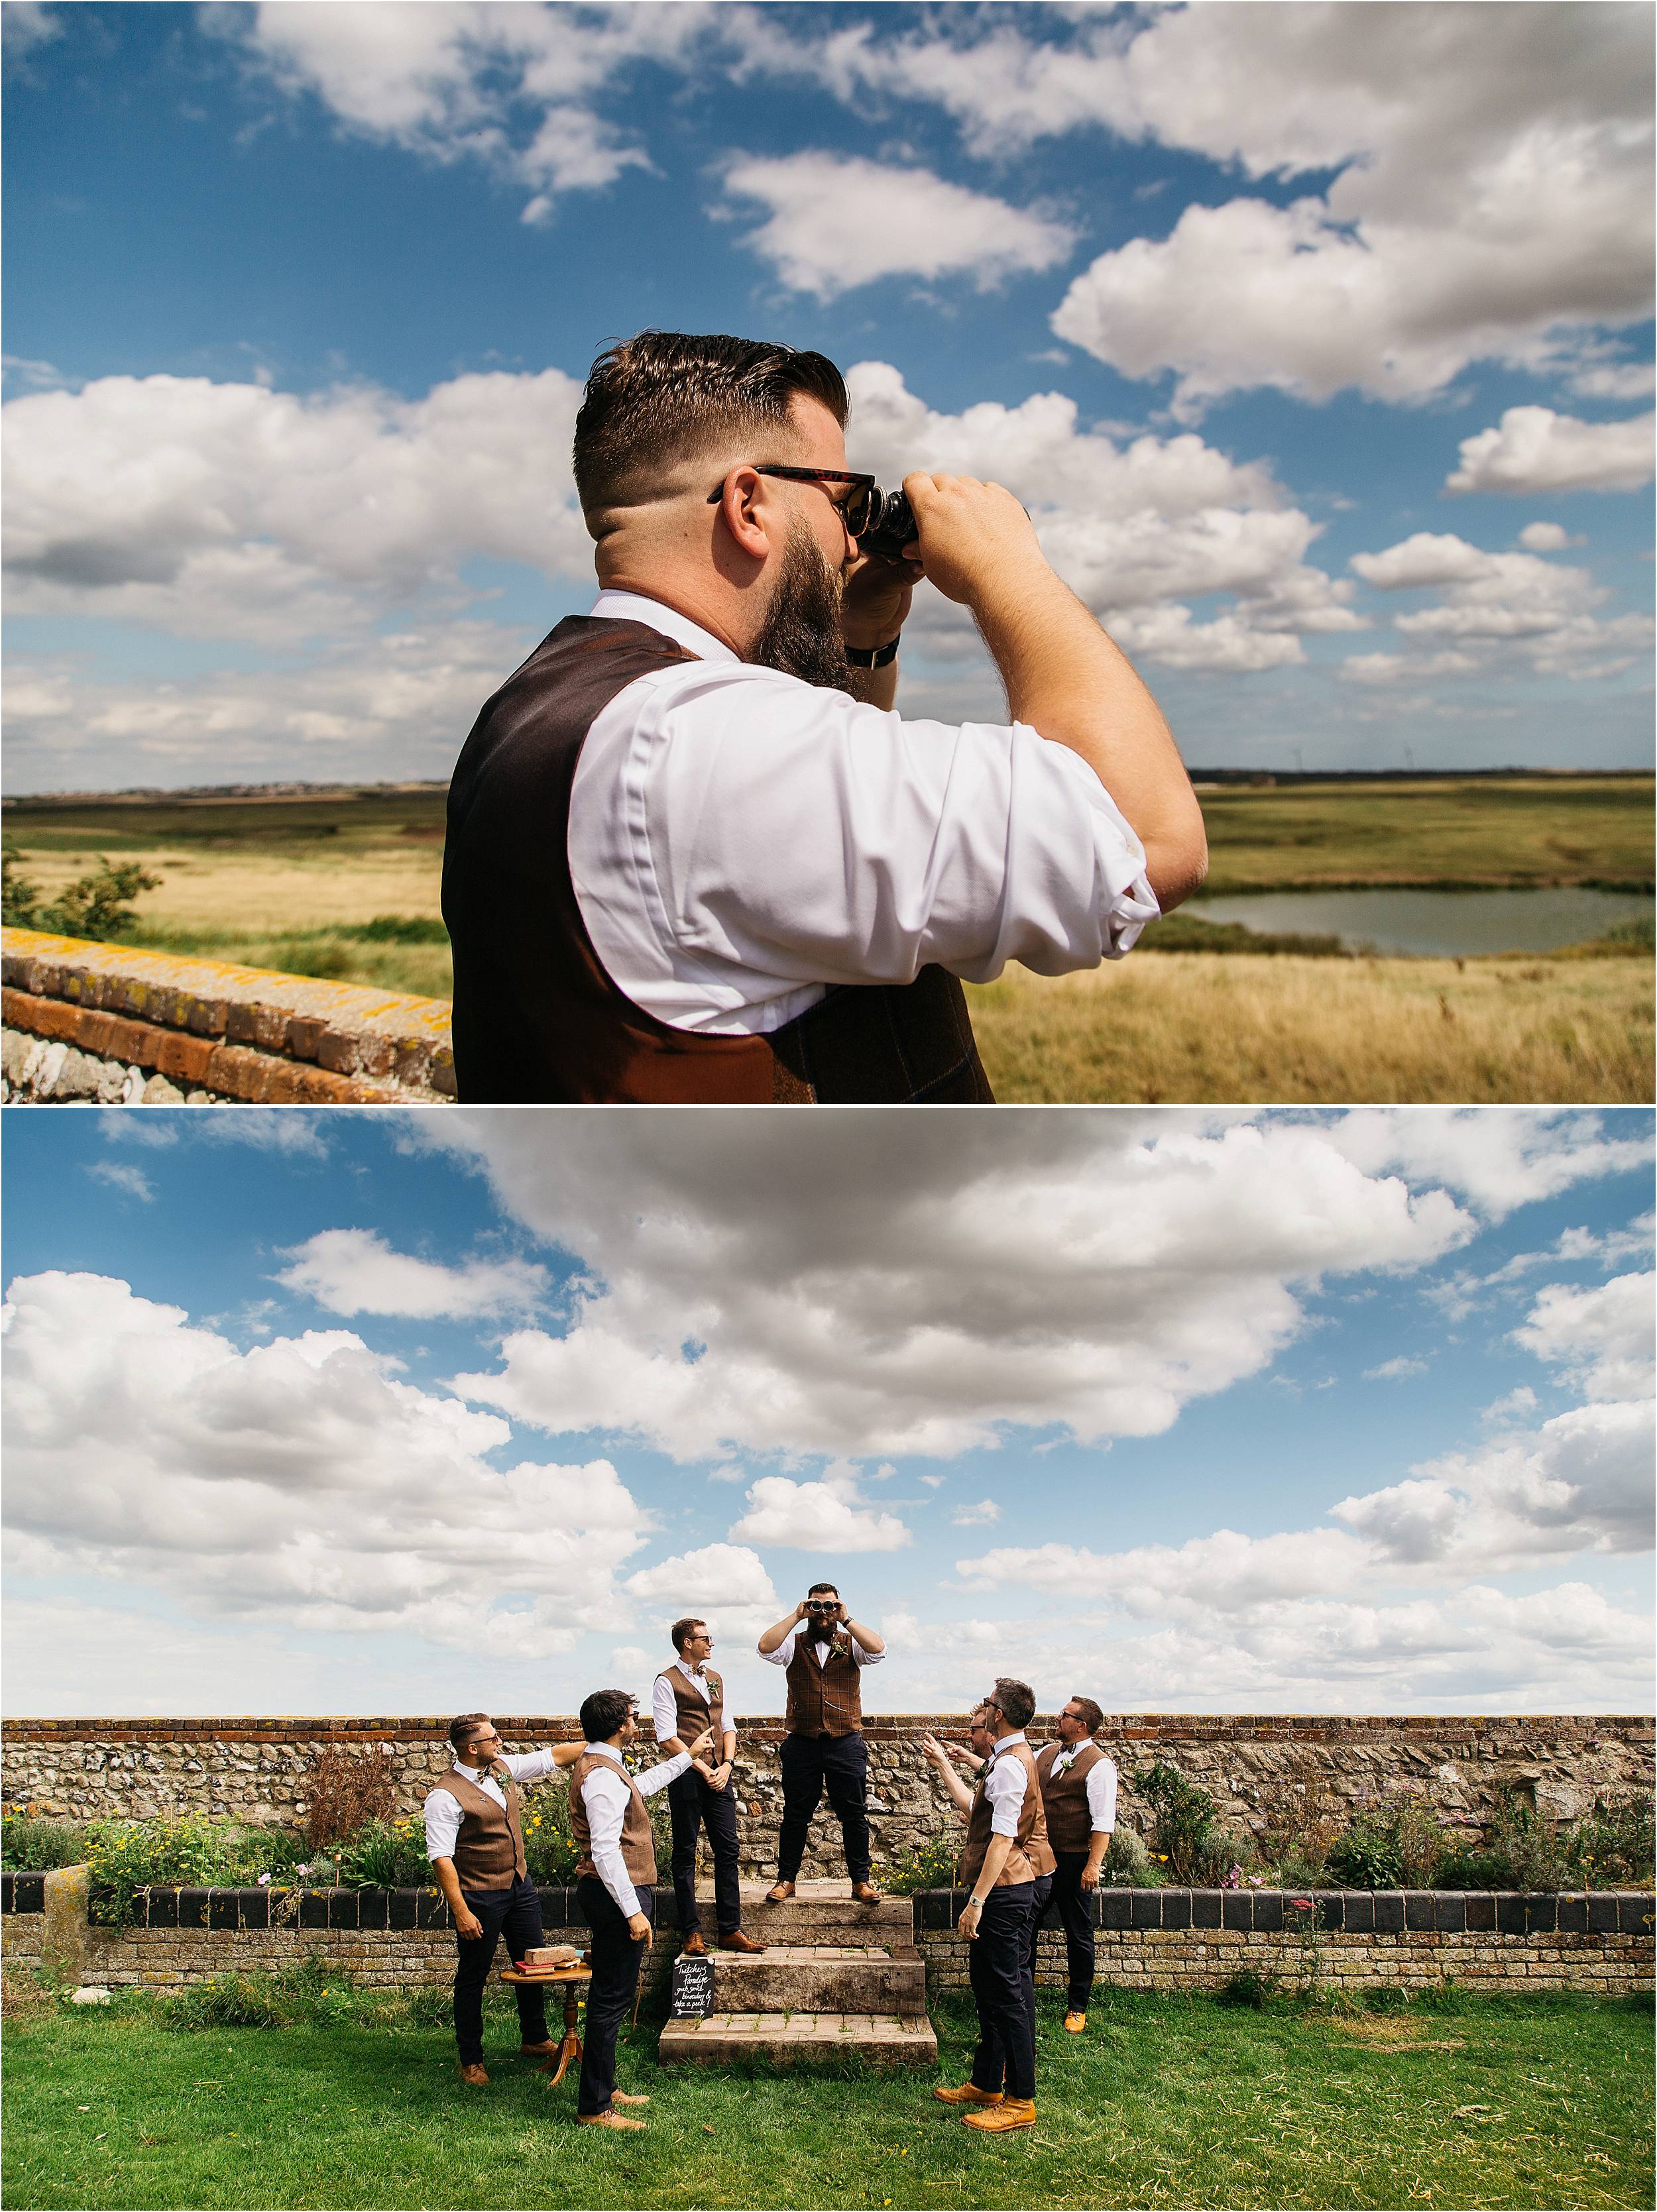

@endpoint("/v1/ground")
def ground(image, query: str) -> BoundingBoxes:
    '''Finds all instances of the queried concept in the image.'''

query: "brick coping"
[6,1712,1650,1738]
[5,1873,1651,1938]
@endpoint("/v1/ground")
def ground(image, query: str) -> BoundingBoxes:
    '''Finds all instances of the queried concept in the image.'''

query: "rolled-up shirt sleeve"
[984,1758,1029,1842]
[424,1788,463,1864]
[1087,1757,1118,1834]
[572,659,1159,1036]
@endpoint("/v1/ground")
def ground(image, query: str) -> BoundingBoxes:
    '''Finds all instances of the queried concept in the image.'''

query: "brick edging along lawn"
[5,1873,1652,1995]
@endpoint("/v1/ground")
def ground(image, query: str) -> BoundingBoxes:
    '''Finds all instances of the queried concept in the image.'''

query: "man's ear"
[712,468,773,563]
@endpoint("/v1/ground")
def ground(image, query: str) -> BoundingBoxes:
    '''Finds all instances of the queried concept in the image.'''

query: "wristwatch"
[844,634,901,669]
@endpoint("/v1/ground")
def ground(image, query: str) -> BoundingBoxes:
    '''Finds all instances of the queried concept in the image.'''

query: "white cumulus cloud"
[1447,407,1654,495]
[276,1228,549,1319]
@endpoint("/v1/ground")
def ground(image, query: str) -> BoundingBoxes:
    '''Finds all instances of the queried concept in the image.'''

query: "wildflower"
[257,1873,272,1887]
[1291,1897,1313,1910]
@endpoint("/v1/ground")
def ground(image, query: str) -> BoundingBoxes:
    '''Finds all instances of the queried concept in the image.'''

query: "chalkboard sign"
[669,1954,715,2018]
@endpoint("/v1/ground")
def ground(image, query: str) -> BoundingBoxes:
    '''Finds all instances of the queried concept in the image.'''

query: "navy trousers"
[968,1881,1037,2101]
[576,1875,652,2117]
[776,1730,871,1883]
[1049,1852,1097,2009]
[668,1767,742,1938]
[453,1872,547,2064]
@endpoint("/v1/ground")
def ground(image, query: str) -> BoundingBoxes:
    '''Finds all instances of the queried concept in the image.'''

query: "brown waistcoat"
[570,1750,657,1886]
[783,1635,864,1738]
[1036,1741,1109,1853]
[958,1740,1057,1891]
[658,1665,725,1752]
[439,1765,528,1892]
[441,616,995,1104]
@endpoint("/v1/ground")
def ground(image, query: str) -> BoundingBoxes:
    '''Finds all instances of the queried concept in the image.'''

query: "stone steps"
[705,1942,928,2017]
[658,2011,939,2066]
[661,1881,937,2069]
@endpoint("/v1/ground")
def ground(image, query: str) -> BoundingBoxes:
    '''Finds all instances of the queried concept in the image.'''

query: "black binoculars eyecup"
[857,486,919,563]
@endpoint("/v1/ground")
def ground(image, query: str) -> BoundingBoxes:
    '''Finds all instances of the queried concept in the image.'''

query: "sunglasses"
[707,464,880,537]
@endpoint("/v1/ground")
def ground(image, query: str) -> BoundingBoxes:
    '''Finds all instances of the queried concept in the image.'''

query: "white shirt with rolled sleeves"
[576,1743,692,1919]
[569,590,1160,1036]
[423,1749,565,1867]
[1049,1744,1118,1834]
[759,1628,886,1672]
[983,1733,1031,1843]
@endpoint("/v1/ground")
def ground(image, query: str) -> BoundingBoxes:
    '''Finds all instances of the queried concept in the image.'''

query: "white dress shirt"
[569,590,1159,1036]
[577,1742,691,1918]
[652,1662,728,1750]
[982,1733,1031,1842]
[423,1749,564,1865]
[1048,1744,1118,1834]
[760,1628,885,1671]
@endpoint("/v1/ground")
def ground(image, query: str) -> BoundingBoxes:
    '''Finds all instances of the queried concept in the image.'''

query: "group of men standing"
[422,1580,1116,2134]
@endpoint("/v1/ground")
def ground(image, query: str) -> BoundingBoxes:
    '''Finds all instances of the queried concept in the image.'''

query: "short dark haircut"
[580,1688,636,1743]
[807,1581,840,1599]
[573,330,849,524]
[1068,1695,1104,1734]
[670,1617,706,1655]
[447,1712,490,1753]
[987,1677,1036,1730]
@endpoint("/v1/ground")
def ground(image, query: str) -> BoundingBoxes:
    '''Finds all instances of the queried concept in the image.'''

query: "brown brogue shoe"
[764,1880,795,1903]
[612,2092,650,2107]
[850,1880,882,1904]
[519,2039,557,2058]
[679,1930,707,1956]
[1064,2010,1087,2034]
[457,2062,489,2087]
[963,2098,1037,2134]
[718,1930,766,1953]
[577,2109,646,2131]
[933,2081,1002,2107]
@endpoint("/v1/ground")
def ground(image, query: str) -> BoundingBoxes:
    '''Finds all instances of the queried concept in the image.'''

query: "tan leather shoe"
[612,2091,650,2107]
[519,2038,558,2058]
[578,2109,646,2131]
[963,2097,1037,2133]
[1064,2011,1088,2034]
[850,1880,882,1904]
[679,1930,707,1956]
[457,2063,489,2087]
[933,2081,1002,2106]
[718,1930,766,1953]
[764,1881,795,1903]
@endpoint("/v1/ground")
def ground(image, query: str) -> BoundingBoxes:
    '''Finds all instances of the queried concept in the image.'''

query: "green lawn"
[3,1980,1650,2210]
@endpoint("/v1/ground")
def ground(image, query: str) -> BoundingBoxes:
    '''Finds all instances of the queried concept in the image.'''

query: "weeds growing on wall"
[880,1837,961,1895]
[302,1750,396,1852]
[1,1811,92,1871]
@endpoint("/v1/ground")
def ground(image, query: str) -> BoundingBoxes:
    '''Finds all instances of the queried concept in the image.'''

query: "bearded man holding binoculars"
[444,328,1207,1104]
[756,1583,887,1901]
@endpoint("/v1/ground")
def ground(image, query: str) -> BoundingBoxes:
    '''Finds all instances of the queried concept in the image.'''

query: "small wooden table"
[500,1966,592,2087]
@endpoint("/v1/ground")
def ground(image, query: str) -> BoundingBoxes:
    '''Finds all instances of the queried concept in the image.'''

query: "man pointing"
[443,329,1206,1102]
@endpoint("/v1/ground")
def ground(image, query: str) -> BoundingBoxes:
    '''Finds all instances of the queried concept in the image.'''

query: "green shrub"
[1436,1791,1566,1892]
[84,1816,308,1924]
[1,1812,91,1871]
[1326,1798,1445,1889]
[160,1953,346,2032]
[333,1816,429,1890]
[1565,1795,1655,1888]
[1132,1763,1216,1882]
[1102,1827,1160,1888]
[3,848,163,940]
[522,1783,581,1885]
[880,1836,961,1895]
[1195,1822,1258,1888]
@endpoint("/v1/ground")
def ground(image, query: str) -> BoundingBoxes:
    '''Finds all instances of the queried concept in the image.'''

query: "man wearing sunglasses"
[444,329,1207,1103]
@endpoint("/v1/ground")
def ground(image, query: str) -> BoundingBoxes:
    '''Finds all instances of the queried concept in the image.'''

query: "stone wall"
[5,1714,1650,1882]
[1,928,453,1103]
[5,1875,1649,1999]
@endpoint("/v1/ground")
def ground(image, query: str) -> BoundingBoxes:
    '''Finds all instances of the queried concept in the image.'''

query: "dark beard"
[750,523,852,691]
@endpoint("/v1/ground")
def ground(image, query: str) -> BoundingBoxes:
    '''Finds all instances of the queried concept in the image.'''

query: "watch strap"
[844,634,901,669]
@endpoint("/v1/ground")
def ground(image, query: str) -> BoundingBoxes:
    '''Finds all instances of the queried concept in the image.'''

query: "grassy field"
[3,1974,1650,2211]
[968,947,1655,1103]
[4,777,1650,1103]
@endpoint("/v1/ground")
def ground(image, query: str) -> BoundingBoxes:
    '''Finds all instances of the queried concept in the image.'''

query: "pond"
[1184,885,1653,957]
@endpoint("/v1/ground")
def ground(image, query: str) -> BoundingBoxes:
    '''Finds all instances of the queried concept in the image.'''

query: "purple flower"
[257,1873,272,1887]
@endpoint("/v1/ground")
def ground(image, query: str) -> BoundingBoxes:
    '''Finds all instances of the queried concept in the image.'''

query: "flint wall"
[5,1714,1650,1881]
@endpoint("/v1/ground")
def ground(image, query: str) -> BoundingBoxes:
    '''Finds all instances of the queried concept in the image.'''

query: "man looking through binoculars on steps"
[757,1584,886,1902]
[444,329,1208,1103]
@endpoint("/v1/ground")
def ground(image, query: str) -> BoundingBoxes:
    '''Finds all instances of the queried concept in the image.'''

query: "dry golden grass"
[20,843,444,933]
[967,951,1654,1103]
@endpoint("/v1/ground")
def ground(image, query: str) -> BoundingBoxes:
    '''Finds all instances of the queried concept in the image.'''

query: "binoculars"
[854,485,920,562]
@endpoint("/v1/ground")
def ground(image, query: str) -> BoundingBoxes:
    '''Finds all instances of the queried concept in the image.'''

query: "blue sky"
[3,1,1652,791]
[3,1106,1650,1718]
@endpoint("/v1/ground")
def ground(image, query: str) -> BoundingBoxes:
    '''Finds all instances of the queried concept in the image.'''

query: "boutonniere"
[705,1670,722,1694]
[830,1631,851,1656]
